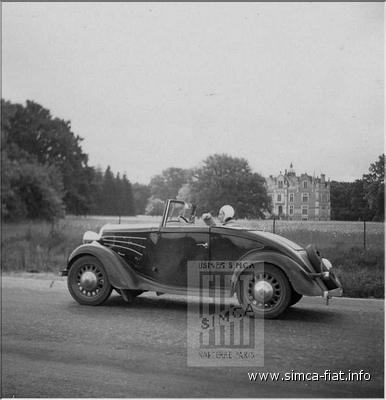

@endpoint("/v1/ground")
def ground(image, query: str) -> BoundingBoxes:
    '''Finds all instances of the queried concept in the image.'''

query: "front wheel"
[68,255,112,305]
[236,264,291,319]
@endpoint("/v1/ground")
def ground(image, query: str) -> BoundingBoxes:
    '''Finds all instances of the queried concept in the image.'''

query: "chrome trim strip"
[102,238,146,249]
[102,235,147,241]
[127,242,146,249]
[104,244,143,256]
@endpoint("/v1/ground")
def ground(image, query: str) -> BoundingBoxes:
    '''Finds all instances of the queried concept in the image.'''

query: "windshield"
[164,200,196,224]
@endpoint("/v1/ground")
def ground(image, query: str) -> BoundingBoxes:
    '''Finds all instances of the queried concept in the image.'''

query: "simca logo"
[198,272,255,349]
[187,261,264,367]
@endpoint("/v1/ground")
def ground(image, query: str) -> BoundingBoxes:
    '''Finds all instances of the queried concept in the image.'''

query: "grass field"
[2,216,384,298]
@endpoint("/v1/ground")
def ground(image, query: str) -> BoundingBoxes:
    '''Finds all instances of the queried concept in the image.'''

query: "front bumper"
[324,286,343,298]
[306,254,343,298]
[313,267,343,300]
[322,271,343,297]
[60,269,68,277]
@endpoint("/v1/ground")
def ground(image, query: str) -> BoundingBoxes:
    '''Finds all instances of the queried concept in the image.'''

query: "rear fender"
[67,242,139,290]
[231,251,324,297]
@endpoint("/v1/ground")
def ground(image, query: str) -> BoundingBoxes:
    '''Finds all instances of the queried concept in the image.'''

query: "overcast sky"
[3,2,384,183]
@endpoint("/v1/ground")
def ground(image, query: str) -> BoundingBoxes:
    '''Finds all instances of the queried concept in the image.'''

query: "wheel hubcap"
[247,272,282,310]
[80,271,98,291]
[253,280,274,302]
[76,264,104,297]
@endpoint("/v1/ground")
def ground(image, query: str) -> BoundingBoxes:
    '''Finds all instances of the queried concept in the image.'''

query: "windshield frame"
[160,199,195,228]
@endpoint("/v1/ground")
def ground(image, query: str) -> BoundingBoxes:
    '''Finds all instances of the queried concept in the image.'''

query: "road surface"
[1,274,384,398]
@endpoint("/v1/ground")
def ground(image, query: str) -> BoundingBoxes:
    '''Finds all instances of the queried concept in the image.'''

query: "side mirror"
[83,231,100,244]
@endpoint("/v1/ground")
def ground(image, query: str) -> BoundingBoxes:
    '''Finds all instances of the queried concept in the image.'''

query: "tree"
[350,179,372,221]
[363,154,384,221]
[88,166,104,215]
[115,172,123,215]
[330,181,352,220]
[100,166,116,215]
[120,173,135,216]
[2,98,139,218]
[190,154,270,218]
[2,100,66,220]
[330,180,373,221]
[3,99,94,214]
[88,168,135,216]
[132,183,151,215]
[2,151,65,221]
[145,197,165,216]
[176,183,192,202]
[149,167,191,201]
[330,181,370,220]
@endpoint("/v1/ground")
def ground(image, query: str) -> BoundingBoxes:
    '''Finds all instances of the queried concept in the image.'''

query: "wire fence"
[236,218,384,251]
[270,219,370,249]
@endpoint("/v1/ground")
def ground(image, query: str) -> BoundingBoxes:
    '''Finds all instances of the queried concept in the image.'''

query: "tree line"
[141,155,385,222]
[330,154,384,221]
[145,155,270,219]
[2,99,384,221]
[2,99,135,220]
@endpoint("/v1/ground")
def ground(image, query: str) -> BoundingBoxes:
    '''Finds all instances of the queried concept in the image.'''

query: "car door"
[146,226,210,288]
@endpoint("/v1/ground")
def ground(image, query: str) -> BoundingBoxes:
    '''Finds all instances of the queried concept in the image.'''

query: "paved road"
[2,274,384,398]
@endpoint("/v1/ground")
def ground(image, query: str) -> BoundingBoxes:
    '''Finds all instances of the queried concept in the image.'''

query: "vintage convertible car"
[61,199,342,318]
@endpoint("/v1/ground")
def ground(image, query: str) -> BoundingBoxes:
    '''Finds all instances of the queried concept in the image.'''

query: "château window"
[302,193,309,202]
[289,205,294,215]
[301,206,308,215]
[289,193,294,202]
[303,181,308,189]
[321,193,329,203]
[278,181,283,188]
[277,194,282,202]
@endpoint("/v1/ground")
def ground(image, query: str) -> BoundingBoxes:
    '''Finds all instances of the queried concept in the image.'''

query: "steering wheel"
[178,215,189,223]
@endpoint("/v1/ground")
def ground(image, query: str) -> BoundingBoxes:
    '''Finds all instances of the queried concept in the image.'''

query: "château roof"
[266,164,330,188]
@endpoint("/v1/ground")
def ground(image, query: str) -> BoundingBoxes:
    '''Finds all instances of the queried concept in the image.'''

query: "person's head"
[218,205,235,223]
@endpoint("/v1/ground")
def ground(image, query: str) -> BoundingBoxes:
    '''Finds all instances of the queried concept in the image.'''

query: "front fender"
[231,251,324,297]
[67,242,140,290]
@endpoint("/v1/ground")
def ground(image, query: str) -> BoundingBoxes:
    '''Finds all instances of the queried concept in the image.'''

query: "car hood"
[243,230,313,270]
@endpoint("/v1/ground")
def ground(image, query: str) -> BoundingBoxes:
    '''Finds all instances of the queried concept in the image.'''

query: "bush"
[2,155,65,221]
[323,247,384,298]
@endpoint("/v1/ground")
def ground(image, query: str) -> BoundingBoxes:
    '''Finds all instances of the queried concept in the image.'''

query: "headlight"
[322,258,332,270]
[83,231,100,244]
[322,271,330,279]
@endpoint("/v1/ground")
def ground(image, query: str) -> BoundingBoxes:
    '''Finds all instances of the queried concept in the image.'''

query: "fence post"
[273,217,276,234]
[118,215,121,224]
[363,220,366,250]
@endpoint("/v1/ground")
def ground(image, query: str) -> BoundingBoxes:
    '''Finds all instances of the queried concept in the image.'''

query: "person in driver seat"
[202,205,237,227]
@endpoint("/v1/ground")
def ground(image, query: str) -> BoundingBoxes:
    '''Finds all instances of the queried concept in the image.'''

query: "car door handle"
[196,242,208,249]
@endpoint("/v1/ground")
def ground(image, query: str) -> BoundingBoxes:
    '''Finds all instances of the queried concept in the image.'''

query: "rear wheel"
[236,264,291,319]
[68,256,112,305]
